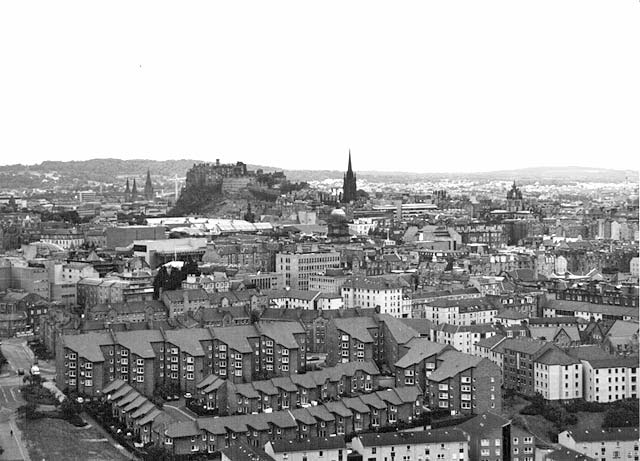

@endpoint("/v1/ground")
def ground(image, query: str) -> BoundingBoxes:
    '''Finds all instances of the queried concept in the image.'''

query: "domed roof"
[330,208,346,217]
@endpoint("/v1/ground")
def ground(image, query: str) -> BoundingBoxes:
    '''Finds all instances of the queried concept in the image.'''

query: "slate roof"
[332,317,378,343]
[324,401,352,418]
[563,427,638,442]
[456,412,510,437]
[378,314,419,345]
[165,328,211,357]
[62,332,113,362]
[535,347,580,366]
[428,350,484,381]
[210,325,258,353]
[115,330,164,358]
[356,428,467,446]
[395,338,449,368]
[257,321,305,349]
[270,437,346,453]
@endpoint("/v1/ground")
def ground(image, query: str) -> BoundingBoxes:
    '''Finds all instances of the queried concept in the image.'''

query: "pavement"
[0,407,30,461]
[1,338,56,461]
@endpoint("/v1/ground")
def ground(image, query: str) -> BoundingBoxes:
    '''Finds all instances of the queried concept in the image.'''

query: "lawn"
[16,416,131,461]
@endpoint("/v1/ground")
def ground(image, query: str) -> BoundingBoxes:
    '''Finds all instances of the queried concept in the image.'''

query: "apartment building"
[558,427,639,461]
[351,429,469,461]
[566,346,639,403]
[422,297,498,326]
[325,316,380,366]
[341,276,408,317]
[434,323,498,354]
[57,321,308,397]
[533,347,583,401]
[457,412,536,461]
[426,350,502,416]
[265,437,346,461]
[161,288,210,317]
[276,250,341,290]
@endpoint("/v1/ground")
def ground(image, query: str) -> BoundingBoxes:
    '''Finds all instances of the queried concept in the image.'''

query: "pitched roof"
[562,427,639,442]
[428,350,485,381]
[535,347,580,366]
[332,317,378,343]
[269,437,346,453]
[115,330,164,358]
[395,338,449,368]
[324,401,352,418]
[457,412,511,437]
[211,325,258,353]
[358,392,387,410]
[257,321,305,349]
[356,428,467,447]
[289,408,316,426]
[379,314,419,345]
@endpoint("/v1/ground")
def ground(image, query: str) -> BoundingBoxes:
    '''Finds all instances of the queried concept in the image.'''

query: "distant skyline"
[1,1,639,173]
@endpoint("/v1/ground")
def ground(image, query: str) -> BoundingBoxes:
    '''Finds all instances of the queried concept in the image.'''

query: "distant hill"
[0,159,636,190]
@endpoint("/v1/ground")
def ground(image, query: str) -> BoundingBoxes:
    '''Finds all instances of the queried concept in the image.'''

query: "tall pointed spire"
[144,169,154,201]
[124,178,131,201]
[342,149,357,203]
[131,178,138,201]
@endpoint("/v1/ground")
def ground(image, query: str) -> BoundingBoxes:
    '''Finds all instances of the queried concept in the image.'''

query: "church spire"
[144,169,154,201]
[342,149,357,203]
[131,178,138,201]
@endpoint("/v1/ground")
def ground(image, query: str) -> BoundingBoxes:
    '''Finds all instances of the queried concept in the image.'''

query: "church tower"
[144,169,155,201]
[506,181,524,212]
[342,150,357,203]
[124,178,131,202]
[131,178,138,202]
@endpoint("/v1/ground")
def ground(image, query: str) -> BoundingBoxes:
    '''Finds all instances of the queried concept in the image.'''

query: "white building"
[351,428,469,461]
[534,348,583,401]
[630,257,639,277]
[341,277,407,317]
[265,437,347,461]
[558,427,638,461]
[423,297,498,326]
[434,323,498,355]
[579,355,639,403]
[276,251,341,291]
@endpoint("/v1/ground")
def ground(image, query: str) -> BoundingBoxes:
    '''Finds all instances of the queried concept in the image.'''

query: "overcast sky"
[1,1,638,173]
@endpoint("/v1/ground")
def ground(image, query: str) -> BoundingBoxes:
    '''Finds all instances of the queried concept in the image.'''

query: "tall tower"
[144,169,154,201]
[131,178,138,202]
[124,178,131,202]
[342,150,357,203]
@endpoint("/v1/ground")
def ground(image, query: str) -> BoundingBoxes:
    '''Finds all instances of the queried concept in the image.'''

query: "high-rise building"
[342,150,357,203]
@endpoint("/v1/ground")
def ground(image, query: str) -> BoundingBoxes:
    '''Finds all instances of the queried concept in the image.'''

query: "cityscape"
[1,2,639,461]
[0,154,638,461]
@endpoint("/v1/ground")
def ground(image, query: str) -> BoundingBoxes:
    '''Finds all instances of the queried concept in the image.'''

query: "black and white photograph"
[0,1,638,460]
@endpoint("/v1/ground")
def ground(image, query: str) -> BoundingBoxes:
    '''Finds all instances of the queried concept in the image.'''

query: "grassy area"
[502,394,608,444]
[16,416,131,461]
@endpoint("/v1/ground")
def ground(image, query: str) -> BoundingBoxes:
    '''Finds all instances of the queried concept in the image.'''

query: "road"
[1,337,56,461]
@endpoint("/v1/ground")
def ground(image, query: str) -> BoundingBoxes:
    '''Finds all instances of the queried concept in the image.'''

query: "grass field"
[16,416,131,461]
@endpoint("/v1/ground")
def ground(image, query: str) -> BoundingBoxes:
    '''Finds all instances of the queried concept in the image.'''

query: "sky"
[0,1,638,173]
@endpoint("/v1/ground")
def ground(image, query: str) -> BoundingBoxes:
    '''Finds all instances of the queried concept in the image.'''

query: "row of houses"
[57,321,308,397]
[103,378,423,457]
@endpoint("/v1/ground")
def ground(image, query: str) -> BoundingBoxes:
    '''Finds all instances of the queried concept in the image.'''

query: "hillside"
[0,159,636,190]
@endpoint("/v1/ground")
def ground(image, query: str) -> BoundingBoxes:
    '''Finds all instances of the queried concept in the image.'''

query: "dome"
[330,208,346,217]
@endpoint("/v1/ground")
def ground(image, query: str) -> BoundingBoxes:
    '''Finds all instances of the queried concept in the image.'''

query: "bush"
[602,399,639,428]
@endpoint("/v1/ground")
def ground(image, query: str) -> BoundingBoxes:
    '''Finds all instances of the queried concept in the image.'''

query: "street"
[1,337,55,461]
